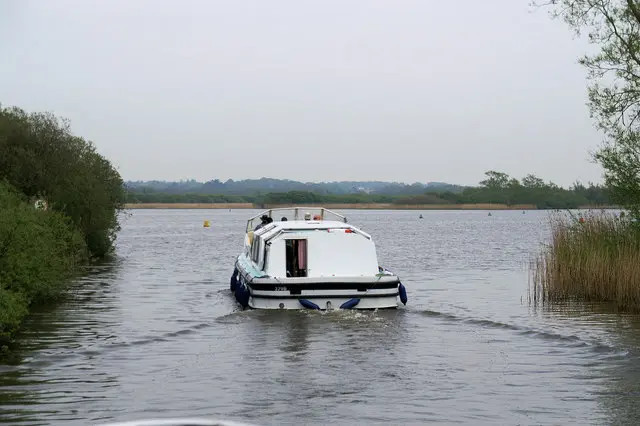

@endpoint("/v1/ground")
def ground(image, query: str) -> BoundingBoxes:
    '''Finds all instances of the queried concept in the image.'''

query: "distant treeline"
[0,105,124,343]
[125,177,464,196]
[125,171,610,209]
[125,191,397,205]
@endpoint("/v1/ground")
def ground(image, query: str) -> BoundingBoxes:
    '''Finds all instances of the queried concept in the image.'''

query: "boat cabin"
[243,208,379,279]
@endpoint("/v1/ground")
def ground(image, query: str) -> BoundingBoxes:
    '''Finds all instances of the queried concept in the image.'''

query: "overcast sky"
[0,0,603,186]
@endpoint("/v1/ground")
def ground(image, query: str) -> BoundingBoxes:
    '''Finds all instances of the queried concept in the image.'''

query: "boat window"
[261,242,269,271]
[285,239,307,277]
[252,235,261,263]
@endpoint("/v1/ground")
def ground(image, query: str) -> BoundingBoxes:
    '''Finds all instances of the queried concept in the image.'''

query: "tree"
[0,105,124,257]
[479,170,511,189]
[522,174,546,189]
[532,0,640,218]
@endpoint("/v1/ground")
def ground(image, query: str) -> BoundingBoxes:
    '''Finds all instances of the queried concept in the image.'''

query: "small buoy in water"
[488,212,492,216]
[203,220,211,228]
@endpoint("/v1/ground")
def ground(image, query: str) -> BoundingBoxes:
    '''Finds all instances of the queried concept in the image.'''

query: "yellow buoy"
[203,220,210,228]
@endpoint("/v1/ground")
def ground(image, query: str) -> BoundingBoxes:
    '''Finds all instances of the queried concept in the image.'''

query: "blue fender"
[398,282,408,305]
[230,268,238,292]
[299,299,321,310]
[234,279,250,309]
[240,284,250,308]
[234,284,239,303]
[234,277,243,303]
[340,298,361,309]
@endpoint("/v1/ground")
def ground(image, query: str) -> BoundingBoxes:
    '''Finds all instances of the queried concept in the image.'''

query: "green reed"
[530,210,640,312]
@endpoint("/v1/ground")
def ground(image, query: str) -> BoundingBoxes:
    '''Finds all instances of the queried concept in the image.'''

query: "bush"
[0,289,28,343]
[0,102,122,343]
[0,181,88,339]
[0,105,124,258]
[530,210,640,312]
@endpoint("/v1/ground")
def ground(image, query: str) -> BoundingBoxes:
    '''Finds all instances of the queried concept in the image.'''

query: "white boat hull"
[248,294,400,310]
[230,260,406,311]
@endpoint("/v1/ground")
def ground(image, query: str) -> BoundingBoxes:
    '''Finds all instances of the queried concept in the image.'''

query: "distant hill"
[124,178,466,196]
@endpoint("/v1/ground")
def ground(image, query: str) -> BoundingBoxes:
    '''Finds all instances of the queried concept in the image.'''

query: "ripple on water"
[1,209,640,425]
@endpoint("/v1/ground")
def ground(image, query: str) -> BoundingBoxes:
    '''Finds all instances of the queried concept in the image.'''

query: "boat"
[229,207,408,310]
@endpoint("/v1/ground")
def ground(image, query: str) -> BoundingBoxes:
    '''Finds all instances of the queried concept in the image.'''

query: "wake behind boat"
[229,207,408,310]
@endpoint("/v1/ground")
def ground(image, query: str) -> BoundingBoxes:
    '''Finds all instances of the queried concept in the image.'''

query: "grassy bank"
[124,202,538,210]
[0,105,124,348]
[530,211,640,312]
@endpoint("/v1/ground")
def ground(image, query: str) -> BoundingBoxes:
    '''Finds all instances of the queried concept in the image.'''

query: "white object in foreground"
[96,419,256,426]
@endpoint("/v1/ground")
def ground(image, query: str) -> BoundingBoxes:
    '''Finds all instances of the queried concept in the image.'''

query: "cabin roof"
[271,220,349,230]
[253,220,353,236]
[252,219,372,240]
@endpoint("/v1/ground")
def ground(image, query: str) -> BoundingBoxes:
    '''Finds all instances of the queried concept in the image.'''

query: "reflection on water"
[0,261,124,425]
[0,209,639,425]
[592,315,640,425]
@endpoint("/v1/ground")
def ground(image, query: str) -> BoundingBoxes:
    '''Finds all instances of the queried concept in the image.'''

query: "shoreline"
[121,202,615,210]
[123,202,533,210]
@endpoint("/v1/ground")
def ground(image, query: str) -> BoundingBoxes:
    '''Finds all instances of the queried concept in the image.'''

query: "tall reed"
[530,210,640,312]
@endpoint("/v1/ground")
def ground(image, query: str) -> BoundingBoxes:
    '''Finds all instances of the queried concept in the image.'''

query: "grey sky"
[1,0,603,187]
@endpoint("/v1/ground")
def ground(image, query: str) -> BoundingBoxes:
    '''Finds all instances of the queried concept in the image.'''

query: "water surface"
[1,209,639,425]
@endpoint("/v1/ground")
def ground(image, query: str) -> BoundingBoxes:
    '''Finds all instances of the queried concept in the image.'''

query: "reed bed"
[124,202,537,210]
[123,203,254,209]
[530,210,640,312]
[269,203,537,210]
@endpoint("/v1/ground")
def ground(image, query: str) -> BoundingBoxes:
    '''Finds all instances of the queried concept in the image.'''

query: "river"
[1,208,639,425]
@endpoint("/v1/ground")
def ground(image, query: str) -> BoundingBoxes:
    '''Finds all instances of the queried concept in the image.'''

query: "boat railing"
[246,207,347,232]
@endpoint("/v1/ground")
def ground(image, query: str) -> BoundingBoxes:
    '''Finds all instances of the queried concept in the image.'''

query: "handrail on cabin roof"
[246,207,347,232]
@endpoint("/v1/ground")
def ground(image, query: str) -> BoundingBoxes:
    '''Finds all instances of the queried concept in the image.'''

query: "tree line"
[125,170,610,209]
[0,104,124,343]
[125,178,464,196]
